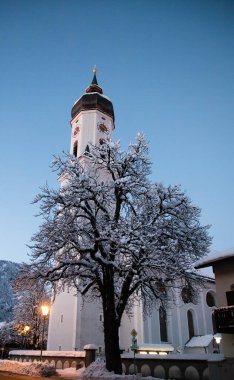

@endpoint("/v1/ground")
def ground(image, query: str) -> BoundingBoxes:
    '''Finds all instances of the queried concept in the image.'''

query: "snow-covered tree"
[12,274,50,349]
[0,322,21,352]
[0,260,19,323]
[28,135,211,373]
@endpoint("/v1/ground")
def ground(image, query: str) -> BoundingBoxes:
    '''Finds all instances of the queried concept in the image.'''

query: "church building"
[47,69,217,355]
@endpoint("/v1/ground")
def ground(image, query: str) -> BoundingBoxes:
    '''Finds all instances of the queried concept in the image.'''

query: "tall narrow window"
[212,313,217,334]
[187,310,195,339]
[159,306,168,342]
[206,291,216,307]
[73,141,78,156]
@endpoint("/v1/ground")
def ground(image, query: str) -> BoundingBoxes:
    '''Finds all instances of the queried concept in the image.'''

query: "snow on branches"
[29,134,211,318]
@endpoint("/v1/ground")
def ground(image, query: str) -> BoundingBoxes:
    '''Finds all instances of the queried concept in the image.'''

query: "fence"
[9,348,231,380]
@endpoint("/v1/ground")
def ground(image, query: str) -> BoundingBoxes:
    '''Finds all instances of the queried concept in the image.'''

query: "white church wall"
[75,297,104,351]
[202,285,217,333]
[47,288,78,351]
[119,303,144,351]
[135,280,217,353]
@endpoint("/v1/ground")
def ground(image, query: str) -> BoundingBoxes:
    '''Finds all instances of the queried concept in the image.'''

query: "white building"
[196,249,234,357]
[47,70,217,354]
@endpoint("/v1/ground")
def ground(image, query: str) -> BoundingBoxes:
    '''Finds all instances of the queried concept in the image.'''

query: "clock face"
[99,138,106,145]
[97,122,108,133]
[73,126,80,137]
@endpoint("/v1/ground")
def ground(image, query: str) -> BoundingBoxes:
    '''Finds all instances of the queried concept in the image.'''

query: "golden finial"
[93,65,97,74]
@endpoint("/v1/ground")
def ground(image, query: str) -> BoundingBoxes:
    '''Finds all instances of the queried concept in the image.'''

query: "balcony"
[213,306,234,334]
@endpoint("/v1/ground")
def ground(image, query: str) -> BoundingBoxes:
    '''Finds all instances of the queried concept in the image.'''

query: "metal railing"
[213,306,234,333]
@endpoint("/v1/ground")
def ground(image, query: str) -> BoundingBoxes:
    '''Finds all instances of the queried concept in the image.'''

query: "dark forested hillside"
[0,260,20,322]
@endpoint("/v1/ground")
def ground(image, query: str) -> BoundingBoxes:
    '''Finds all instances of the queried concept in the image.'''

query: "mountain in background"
[0,260,20,322]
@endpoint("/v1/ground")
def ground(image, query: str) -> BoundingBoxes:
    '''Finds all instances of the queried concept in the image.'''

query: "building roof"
[137,343,174,352]
[195,248,234,269]
[71,70,115,122]
[197,266,215,279]
[185,334,213,348]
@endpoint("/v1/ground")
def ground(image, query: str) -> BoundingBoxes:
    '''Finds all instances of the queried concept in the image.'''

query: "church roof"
[71,68,115,122]
[185,334,213,348]
[195,248,234,269]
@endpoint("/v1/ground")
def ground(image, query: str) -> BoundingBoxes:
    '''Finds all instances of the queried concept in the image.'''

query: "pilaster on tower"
[70,68,115,158]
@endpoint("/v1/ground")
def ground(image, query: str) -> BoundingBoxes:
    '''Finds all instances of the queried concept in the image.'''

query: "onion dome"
[71,67,115,122]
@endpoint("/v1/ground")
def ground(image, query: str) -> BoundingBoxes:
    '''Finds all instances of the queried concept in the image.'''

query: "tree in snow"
[0,322,21,353]
[0,260,20,323]
[28,135,211,373]
[12,274,50,349]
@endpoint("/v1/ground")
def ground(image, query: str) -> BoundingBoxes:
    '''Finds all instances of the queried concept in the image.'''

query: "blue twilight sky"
[0,0,233,263]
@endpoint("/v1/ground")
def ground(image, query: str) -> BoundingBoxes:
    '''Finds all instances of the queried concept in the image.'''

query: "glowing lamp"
[214,333,222,345]
[41,305,49,317]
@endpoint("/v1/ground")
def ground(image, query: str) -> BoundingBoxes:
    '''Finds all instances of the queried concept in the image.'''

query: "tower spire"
[86,65,103,94]
[92,65,98,85]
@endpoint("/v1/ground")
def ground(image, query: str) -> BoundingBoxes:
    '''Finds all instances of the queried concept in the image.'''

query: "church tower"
[70,66,115,158]
[47,69,115,352]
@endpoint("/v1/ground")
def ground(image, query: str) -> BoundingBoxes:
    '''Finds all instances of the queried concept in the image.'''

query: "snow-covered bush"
[0,360,57,377]
[40,362,57,377]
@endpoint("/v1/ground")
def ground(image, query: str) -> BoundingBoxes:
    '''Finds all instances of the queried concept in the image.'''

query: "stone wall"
[9,349,234,380]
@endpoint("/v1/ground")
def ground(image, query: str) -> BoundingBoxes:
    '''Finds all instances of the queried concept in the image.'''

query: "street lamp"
[130,329,139,375]
[40,305,49,360]
[214,333,222,353]
[23,325,30,348]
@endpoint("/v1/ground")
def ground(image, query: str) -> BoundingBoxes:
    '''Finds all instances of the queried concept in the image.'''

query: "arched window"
[187,310,195,339]
[73,141,78,156]
[159,306,168,342]
[181,287,195,304]
[206,291,216,307]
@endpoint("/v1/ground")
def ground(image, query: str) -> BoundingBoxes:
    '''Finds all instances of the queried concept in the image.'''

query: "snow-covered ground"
[0,359,56,377]
[57,367,84,379]
[0,359,163,379]
[58,359,162,380]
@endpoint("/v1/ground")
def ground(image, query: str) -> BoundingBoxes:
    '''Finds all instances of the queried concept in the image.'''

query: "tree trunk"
[103,309,122,374]
[102,266,122,374]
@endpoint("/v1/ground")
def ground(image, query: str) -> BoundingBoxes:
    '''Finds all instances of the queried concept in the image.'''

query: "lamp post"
[214,333,222,353]
[23,325,30,348]
[130,329,139,375]
[40,305,49,360]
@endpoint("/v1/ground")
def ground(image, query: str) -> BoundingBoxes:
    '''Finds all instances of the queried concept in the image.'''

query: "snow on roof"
[185,334,214,348]
[84,344,98,350]
[195,248,234,269]
[122,352,224,361]
[137,343,174,352]
[9,350,85,357]
[197,266,215,279]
